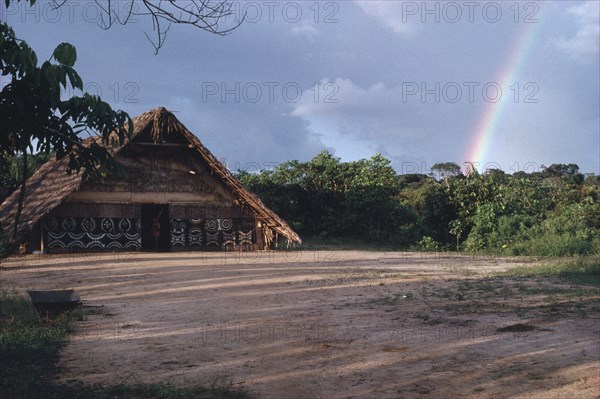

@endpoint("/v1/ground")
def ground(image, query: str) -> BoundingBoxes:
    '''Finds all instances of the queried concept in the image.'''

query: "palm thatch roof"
[0,107,301,244]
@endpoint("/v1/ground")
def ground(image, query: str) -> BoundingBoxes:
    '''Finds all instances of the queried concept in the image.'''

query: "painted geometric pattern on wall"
[44,217,141,251]
[170,219,187,248]
[188,219,203,248]
[169,218,255,250]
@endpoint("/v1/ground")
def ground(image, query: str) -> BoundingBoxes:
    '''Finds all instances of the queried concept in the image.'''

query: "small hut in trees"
[0,107,300,253]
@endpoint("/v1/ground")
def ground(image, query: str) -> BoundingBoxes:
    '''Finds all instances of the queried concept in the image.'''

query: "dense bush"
[238,151,411,241]
[237,156,599,256]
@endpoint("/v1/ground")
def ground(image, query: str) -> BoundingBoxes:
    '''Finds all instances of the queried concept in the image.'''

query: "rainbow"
[464,5,546,172]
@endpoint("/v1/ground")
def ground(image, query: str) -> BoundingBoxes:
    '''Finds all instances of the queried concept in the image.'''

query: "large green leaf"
[65,66,83,90]
[52,43,77,67]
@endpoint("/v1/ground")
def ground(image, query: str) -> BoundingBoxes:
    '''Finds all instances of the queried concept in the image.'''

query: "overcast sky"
[2,0,599,174]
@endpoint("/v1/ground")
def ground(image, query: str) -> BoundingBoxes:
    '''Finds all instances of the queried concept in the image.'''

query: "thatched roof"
[0,107,301,244]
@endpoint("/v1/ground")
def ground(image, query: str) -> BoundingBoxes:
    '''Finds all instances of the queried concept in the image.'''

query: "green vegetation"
[410,261,599,319]
[0,290,249,399]
[237,151,412,243]
[1,18,132,244]
[3,381,250,399]
[502,256,600,286]
[0,290,69,398]
[0,152,52,200]
[237,154,600,256]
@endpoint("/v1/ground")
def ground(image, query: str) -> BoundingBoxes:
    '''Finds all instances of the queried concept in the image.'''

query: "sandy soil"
[1,250,599,398]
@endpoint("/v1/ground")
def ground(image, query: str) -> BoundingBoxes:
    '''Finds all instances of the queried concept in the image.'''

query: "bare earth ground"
[1,250,599,399]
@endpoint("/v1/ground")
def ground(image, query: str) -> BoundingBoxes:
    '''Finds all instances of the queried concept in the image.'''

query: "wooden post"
[40,228,45,254]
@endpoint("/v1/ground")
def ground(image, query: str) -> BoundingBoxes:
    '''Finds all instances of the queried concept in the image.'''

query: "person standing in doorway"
[150,215,161,251]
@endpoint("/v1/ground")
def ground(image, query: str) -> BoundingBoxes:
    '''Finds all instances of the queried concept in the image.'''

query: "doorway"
[141,204,170,251]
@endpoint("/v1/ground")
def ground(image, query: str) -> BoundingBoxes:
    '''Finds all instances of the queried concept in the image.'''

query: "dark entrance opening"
[141,204,170,251]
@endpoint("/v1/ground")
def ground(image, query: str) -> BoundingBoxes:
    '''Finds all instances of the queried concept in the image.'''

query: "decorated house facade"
[0,108,300,253]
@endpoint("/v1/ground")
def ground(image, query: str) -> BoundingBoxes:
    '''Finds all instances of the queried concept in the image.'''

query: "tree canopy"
[431,162,462,180]
[0,21,131,240]
[5,0,242,53]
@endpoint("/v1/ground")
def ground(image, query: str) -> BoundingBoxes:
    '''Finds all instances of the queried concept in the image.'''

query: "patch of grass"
[0,290,69,398]
[443,301,491,315]
[420,279,513,302]
[516,285,597,298]
[70,306,88,321]
[41,381,249,399]
[445,265,478,277]
[415,312,430,321]
[368,292,413,306]
[508,234,595,257]
[490,363,526,379]
[502,256,600,286]
[0,290,250,399]
[312,268,409,286]
[415,257,599,319]
[525,372,547,381]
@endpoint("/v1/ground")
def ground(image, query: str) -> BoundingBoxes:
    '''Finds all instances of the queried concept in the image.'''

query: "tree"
[431,162,462,181]
[344,154,404,239]
[238,152,411,241]
[541,163,584,185]
[5,0,242,53]
[1,22,131,241]
[0,151,51,201]
[542,163,580,177]
[418,181,456,243]
[449,219,463,251]
[398,173,430,185]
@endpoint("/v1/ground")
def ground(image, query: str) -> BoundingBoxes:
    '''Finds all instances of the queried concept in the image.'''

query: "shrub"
[508,233,595,257]
[418,236,443,252]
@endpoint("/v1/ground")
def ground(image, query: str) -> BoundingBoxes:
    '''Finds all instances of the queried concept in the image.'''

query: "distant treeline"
[1,151,598,256]
[237,151,600,256]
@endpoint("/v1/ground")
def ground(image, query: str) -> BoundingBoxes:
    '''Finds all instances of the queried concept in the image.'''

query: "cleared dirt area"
[1,251,599,398]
